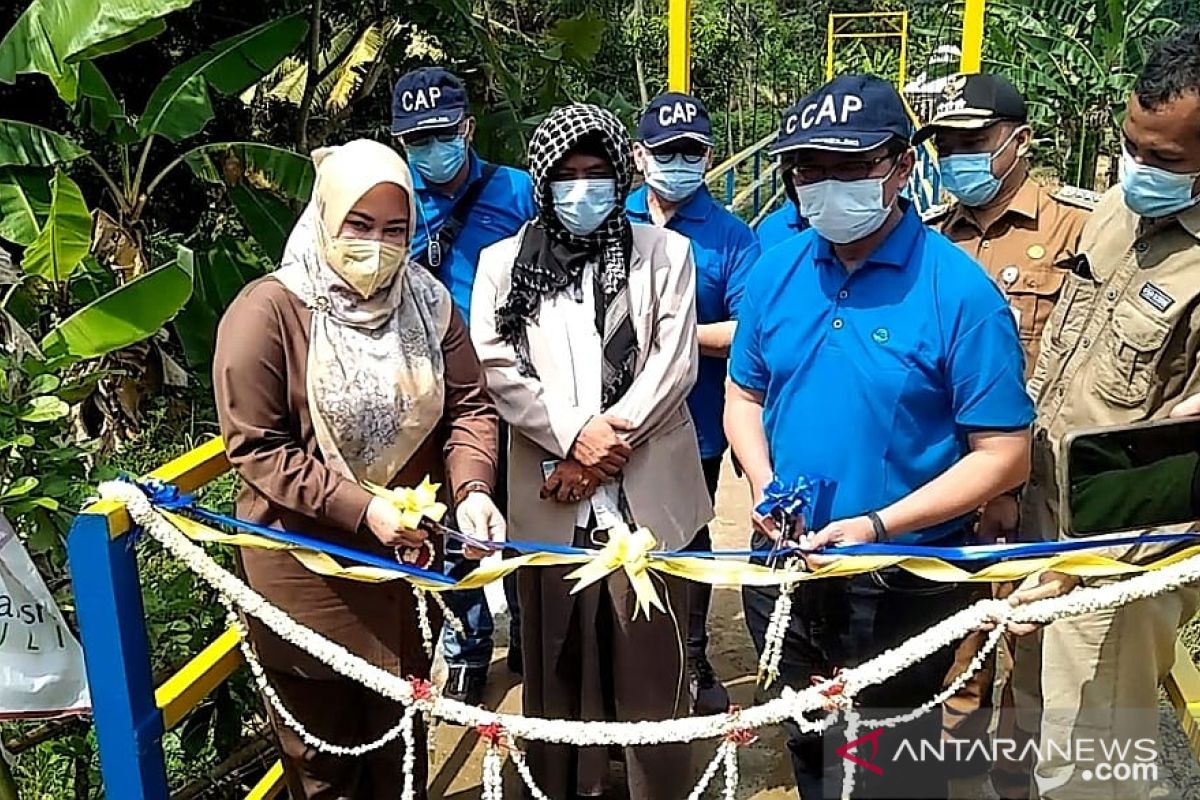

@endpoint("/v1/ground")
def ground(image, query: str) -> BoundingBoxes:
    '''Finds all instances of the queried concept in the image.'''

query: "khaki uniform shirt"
[931,179,1095,374]
[1023,187,1200,557]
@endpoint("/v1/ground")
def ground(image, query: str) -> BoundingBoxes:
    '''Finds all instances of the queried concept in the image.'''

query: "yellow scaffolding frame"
[667,0,693,92]
[960,0,986,73]
[825,11,909,91]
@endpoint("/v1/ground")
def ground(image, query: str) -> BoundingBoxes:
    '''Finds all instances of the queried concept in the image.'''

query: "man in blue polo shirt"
[392,67,537,316]
[725,75,1033,799]
[754,180,809,250]
[391,66,536,705]
[626,92,760,715]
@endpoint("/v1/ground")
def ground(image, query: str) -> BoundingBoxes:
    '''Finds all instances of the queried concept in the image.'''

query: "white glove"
[456,491,506,557]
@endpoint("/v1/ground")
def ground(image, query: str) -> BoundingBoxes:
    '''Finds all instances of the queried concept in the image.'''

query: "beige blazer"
[471,222,713,550]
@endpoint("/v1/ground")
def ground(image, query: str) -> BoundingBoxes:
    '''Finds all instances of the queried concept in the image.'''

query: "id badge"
[591,488,623,530]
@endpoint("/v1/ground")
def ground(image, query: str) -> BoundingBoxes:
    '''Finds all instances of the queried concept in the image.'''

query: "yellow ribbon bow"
[565,523,665,619]
[364,478,448,529]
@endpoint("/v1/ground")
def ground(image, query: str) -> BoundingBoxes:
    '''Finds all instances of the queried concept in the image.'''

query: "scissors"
[765,511,809,570]
[417,517,504,554]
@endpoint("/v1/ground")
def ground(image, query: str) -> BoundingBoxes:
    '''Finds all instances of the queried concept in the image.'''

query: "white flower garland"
[401,707,418,800]
[414,588,435,659]
[99,481,1200,800]
[229,612,411,756]
[757,564,800,686]
[686,744,728,800]
[722,739,740,800]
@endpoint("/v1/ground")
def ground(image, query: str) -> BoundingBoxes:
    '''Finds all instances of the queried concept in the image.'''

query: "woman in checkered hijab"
[497,103,640,409]
[472,103,711,800]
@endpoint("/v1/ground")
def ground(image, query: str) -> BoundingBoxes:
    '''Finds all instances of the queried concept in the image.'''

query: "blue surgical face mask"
[643,152,707,203]
[1120,148,1200,219]
[551,179,618,236]
[939,127,1024,207]
[796,166,898,245]
[407,136,468,184]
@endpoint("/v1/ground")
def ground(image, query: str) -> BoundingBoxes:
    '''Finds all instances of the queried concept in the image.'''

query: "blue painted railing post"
[67,513,168,799]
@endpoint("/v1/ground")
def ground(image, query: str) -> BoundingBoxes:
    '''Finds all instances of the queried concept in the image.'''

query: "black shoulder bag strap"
[417,163,500,272]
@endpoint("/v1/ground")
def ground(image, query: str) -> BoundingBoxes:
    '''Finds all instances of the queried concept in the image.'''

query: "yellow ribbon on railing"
[564,524,665,619]
[148,476,1200,612]
[364,478,449,528]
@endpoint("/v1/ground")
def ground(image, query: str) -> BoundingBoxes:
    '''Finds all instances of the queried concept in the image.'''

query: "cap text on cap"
[399,87,442,112]
[786,94,865,135]
[658,100,699,127]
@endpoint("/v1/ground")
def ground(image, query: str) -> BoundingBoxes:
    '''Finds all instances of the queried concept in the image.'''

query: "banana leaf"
[173,237,266,370]
[0,166,51,246]
[0,119,86,168]
[22,169,89,284]
[41,246,194,360]
[228,184,297,263]
[181,142,313,201]
[137,13,308,143]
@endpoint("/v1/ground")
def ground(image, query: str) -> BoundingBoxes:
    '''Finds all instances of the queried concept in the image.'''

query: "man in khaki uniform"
[1012,26,1200,799]
[916,73,1098,797]
[919,73,1098,375]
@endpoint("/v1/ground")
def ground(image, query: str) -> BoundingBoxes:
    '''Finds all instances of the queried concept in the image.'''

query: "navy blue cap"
[770,74,912,155]
[391,68,468,137]
[637,92,714,148]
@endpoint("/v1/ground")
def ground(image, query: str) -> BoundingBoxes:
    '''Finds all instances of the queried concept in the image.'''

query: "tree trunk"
[296,0,324,154]
[632,0,649,106]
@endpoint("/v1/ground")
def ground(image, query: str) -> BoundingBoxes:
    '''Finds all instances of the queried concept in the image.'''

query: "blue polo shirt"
[410,152,536,318]
[627,185,760,459]
[730,203,1033,544]
[755,202,808,251]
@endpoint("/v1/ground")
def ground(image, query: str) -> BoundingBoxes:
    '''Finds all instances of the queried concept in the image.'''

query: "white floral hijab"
[273,139,451,485]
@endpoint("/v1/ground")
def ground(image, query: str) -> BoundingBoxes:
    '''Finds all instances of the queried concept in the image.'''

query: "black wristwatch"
[866,510,888,542]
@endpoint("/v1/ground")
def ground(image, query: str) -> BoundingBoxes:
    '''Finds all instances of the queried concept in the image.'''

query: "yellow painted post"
[961,0,986,74]
[667,0,692,92]
[825,14,836,81]
[898,11,910,90]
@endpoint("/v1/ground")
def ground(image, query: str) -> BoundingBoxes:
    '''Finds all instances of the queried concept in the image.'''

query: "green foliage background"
[2,0,1200,796]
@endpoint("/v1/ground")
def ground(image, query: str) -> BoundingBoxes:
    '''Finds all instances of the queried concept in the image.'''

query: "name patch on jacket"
[1139,282,1175,312]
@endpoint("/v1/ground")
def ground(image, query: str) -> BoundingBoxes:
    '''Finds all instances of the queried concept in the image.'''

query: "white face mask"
[551,178,618,236]
[796,172,897,244]
[1119,147,1200,219]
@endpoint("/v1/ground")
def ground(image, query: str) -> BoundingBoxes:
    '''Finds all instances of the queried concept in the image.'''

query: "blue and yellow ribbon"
[129,479,1200,617]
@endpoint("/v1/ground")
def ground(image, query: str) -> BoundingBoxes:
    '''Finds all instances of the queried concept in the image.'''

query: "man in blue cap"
[725,74,1034,798]
[626,91,759,715]
[391,66,536,705]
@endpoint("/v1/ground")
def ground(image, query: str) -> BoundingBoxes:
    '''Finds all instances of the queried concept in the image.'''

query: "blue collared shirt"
[410,152,537,318]
[730,203,1033,544]
[627,185,760,459]
[755,202,808,251]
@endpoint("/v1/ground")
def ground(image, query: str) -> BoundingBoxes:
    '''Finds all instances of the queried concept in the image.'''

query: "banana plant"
[0,1,312,369]
[986,0,1178,187]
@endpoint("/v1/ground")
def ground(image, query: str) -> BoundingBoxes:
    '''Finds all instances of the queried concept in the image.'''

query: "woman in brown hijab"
[213,139,502,799]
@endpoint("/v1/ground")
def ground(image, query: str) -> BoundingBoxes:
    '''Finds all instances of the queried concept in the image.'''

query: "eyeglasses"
[652,150,706,165]
[788,153,899,185]
[399,125,465,148]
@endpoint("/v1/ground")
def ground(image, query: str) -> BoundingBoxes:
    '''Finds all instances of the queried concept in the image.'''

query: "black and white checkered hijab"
[497,103,638,408]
